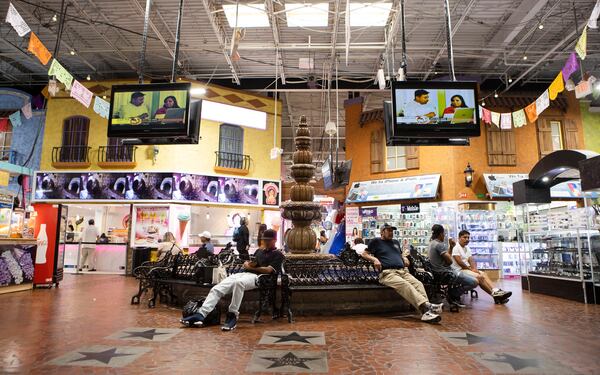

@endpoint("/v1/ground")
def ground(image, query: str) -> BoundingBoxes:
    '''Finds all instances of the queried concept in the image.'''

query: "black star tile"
[448,333,496,345]
[260,352,321,370]
[70,348,133,365]
[121,329,169,341]
[268,332,321,344]
[485,353,540,371]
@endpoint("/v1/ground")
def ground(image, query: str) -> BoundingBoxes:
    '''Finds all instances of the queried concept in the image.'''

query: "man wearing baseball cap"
[196,231,214,259]
[361,223,443,323]
[181,229,284,331]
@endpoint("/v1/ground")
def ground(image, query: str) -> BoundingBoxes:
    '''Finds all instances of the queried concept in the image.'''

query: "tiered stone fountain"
[281,116,332,259]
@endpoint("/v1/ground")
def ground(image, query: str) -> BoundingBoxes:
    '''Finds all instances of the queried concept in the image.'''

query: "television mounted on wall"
[390,81,481,141]
[108,82,200,144]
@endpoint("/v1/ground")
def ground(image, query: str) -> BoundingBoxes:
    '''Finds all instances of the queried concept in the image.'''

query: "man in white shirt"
[451,230,511,304]
[402,89,438,123]
[79,219,99,272]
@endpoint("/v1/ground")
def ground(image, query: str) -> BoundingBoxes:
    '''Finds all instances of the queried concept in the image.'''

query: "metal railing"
[52,146,91,163]
[98,145,137,163]
[214,151,250,170]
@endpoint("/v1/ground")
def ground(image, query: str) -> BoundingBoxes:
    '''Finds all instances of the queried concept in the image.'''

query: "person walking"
[79,219,99,272]
[235,217,250,260]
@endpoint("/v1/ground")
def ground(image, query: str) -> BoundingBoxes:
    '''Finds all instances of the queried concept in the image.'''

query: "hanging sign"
[346,174,441,203]
[359,207,378,217]
[401,203,420,214]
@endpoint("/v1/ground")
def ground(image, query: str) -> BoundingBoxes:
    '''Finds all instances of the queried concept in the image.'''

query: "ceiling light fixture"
[523,55,528,60]
[86,74,91,81]
[481,101,485,107]
[494,92,498,98]
[70,50,76,56]
[538,24,544,30]
[542,176,550,183]
[190,87,207,96]
[508,77,513,83]
[51,14,57,22]
[324,121,337,136]
[102,95,107,99]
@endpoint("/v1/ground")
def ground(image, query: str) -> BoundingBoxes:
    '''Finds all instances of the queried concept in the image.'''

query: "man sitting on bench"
[180,229,284,331]
[361,224,443,323]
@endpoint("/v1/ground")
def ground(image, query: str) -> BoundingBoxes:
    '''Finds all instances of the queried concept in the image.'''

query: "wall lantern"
[464,163,474,187]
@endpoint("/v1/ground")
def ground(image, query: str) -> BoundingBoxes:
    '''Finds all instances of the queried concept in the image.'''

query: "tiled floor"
[1,275,599,374]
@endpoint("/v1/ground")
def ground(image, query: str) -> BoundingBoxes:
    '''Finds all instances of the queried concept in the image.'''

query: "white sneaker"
[429,302,443,314]
[421,311,441,323]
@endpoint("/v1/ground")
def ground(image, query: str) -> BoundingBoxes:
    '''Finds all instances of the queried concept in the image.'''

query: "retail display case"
[457,210,499,273]
[521,204,599,304]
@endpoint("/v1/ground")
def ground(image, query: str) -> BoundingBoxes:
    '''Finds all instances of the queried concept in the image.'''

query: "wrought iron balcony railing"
[52,146,91,164]
[0,150,16,163]
[98,145,137,163]
[214,151,250,171]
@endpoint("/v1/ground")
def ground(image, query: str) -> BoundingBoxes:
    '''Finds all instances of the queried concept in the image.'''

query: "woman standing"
[157,232,182,260]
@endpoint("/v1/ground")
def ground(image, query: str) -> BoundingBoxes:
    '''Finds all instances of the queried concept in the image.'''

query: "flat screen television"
[108,82,192,140]
[391,81,481,139]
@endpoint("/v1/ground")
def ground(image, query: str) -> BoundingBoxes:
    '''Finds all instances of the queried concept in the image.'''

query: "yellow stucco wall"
[39,80,282,181]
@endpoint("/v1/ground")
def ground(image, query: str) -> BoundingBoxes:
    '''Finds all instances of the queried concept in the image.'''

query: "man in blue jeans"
[428,224,478,308]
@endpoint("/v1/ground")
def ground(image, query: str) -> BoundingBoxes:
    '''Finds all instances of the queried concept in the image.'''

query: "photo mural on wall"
[34,172,279,207]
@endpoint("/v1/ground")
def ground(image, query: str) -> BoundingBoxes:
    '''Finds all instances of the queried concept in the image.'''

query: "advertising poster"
[79,172,129,200]
[34,172,81,200]
[346,175,440,203]
[218,177,259,204]
[0,245,37,288]
[125,173,173,200]
[484,174,599,199]
[133,206,170,246]
[172,173,220,202]
[345,206,361,242]
[169,204,191,246]
[261,181,280,206]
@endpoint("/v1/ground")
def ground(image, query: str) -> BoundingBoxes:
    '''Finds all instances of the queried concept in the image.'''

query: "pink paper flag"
[562,52,579,82]
[70,80,93,108]
[500,113,512,130]
[482,107,492,124]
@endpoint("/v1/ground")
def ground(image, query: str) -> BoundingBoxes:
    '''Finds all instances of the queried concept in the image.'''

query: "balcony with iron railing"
[214,151,251,175]
[52,146,91,168]
[0,149,17,164]
[98,145,138,168]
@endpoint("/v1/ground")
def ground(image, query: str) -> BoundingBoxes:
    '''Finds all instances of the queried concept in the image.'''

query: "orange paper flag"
[548,72,564,100]
[28,32,52,65]
[524,102,538,123]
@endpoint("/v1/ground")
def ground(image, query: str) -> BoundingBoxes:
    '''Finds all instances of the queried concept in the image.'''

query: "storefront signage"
[32,171,281,207]
[401,203,420,213]
[0,193,14,209]
[359,207,378,217]
[132,206,170,247]
[345,207,361,241]
[483,174,599,199]
[346,174,441,203]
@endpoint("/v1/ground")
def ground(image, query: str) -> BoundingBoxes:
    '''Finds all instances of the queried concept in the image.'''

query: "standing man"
[236,217,250,260]
[79,219,99,272]
[181,229,284,331]
[428,224,478,308]
[451,230,511,304]
[402,89,437,123]
[361,224,443,323]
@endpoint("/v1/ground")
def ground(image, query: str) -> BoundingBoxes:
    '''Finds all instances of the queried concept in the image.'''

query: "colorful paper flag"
[576,27,587,60]
[27,32,52,65]
[500,113,512,130]
[8,111,22,128]
[21,102,32,119]
[482,107,492,124]
[524,102,538,123]
[70,80,93,108]
[512,109,527,128]
[0,118,9,132]
[6,3,30,37]
[575,79,592,99]
[588,0,600,29]
[48,59,73,90]
[491,111,500,127]
[549,72,565,100]
[47,79,59,96]
[561,52,579,82]
[535,90,550,115]
[93,96,110,119]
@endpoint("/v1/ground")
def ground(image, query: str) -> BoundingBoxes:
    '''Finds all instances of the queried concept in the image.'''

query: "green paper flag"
[48,59,73,90]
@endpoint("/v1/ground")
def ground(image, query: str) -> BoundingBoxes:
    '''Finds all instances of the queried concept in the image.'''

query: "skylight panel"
[222,4,270,28]
[285,3,329,27]
[349,2,392,27]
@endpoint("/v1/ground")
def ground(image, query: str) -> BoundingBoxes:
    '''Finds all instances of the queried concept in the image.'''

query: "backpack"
[182,298,221,326]
[232,226,241,242]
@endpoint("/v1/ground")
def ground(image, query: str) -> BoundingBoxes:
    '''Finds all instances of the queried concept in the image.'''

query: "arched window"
[60,116,90,162]
[218,124,244,169]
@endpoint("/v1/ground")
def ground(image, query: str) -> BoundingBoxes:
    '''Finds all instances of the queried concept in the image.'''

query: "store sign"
[401,203,420,213]
[0,193,14,209]
[131,206,169,247]
[345,207,361,241]
[359,207,378,217]
[346,174,441,203]
[484,174,599,199]
[32,171,279,207]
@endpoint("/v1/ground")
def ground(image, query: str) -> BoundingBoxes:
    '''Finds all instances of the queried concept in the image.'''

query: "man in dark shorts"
[181,229,284,331]
[361,224,443,323]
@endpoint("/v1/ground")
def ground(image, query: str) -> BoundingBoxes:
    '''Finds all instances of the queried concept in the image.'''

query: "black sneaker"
[221,312,238,331]
[448,296,466,308]
[492,290,512,304]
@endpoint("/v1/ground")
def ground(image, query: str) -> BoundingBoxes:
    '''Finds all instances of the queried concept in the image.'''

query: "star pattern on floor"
[268,332,321,344]
[260,352,322,369]
[485,353,540,371]
[448,333,495,345]
[121,329,169,341]
[70,348,133,365]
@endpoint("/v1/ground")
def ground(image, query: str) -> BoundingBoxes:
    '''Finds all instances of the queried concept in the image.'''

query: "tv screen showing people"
[108,83,191,135]
[394,87,476,125]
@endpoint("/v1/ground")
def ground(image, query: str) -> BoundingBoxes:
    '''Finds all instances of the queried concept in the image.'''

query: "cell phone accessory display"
[456,210,500,271]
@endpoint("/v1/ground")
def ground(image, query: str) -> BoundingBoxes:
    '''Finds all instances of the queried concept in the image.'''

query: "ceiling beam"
[265,0,286,84]
[328,0,342,78]
[129,0,176,61]
[422,0,477,81]
[379,0,401,79]
[200,0,241,85]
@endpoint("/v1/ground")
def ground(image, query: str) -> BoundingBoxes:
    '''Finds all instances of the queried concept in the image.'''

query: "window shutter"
[536,118,554,158]
[370,129,383,173]
[486,125,516,165]
[562,119,580,150]
[406,146,419,169]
